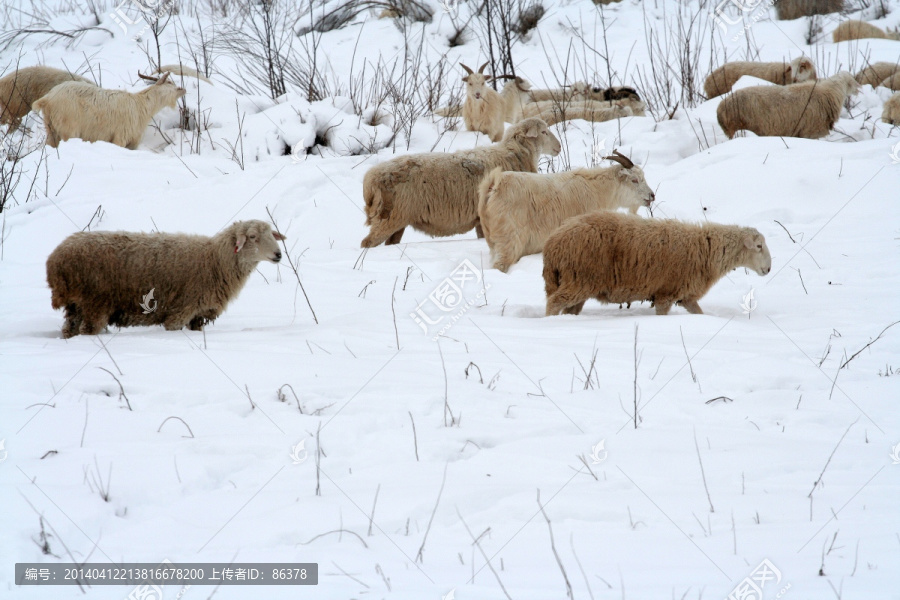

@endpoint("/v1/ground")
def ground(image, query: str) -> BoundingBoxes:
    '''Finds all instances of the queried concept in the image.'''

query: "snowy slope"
[1,0,899,599]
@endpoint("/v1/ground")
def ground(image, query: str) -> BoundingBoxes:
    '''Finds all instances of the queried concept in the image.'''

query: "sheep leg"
[546,289,586,316]
[475,221,485,239]
[361,217,407,248]
[682,299,704,315]
[654,300,673,315]
[62,304,83,338]
[562,301,586,315]
[78,308,108,336]
[385,228,406,245]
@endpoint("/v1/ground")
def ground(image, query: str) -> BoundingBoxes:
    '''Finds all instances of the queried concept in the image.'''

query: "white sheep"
[154,64,213,84]
[361,117,561,247]
[716,71,859,139]
[855,61,900,86]
[704,57,817,99]
[520,98,644,125]
[478,150,655,272]
[46,220,285,337]
[543,212,771,317]
[833,20,898,42]
[460,62,505,141]
[33,72,186,149]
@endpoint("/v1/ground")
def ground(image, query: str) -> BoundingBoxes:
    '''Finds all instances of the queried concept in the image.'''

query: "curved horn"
[460,63,474,75]
[493,73,518,79]
[156,71,170,85]
[603,149,634,169]
[477,61,489,74]
[137,71,160,82]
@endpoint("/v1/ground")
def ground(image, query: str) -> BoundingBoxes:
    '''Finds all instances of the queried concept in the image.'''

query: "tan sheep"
[460,62,505,141]
[478,151,654,273]
[775,0,842,21]
[882,92,900,124]
[855,61,900,86]
[542,212,771,317]
[880,71,900,90]
[528,81,588,103]
[832,20,898,42]
[499,76,532,123]
[0,66,92,131]
[361,117,561,248]
[716,71,859,139]
[154,64,212,83]
[33,72,186,149]
[46,220,285,338]
[703,57,817,99]
[520,99,644,125]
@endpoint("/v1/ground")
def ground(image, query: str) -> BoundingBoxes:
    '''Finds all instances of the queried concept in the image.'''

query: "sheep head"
[603,86,642,102]
[508,117,561,156]
[790,57,817,83]
[142,71,187,107]
[567,81,590,100]
[231,220,286,264]
[833,71,860,96]
[738,229,771,276]
[461,62,492,100]
[606,150,655,209]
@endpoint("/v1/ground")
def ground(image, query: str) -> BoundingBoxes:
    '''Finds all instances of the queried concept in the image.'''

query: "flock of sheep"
[0,16,895,337]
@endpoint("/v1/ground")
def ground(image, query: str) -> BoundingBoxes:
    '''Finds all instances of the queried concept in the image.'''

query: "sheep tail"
[477,167,504,241]
[542,259,560,298]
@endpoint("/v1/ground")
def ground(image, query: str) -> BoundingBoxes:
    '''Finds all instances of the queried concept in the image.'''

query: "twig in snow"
[839,321,900,370]
[94,336,122,375]
[299,529,368,548]
[277,383,303,413]
[367,484,380,537]
[408,412,419,461]
[331,561,369,588]
[266,206,318,324]
[457,508,512,599]
[439,342,458,427]
[704,396,733,404]
[315,422,322,496]
[157,416,195,438]
[537,489,573,599]
[80,399,89,448]
[415,462,448,563]
[773,219,797,243]
[808,420,858,503]
[570,533,595,600]
[391,275,400,349]
[694,429,714,513]
[680,326,699,391]
[633,324,640,428]
[97,367,132,411]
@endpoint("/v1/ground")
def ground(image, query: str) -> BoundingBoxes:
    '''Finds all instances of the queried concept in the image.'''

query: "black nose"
[274,252,282,262]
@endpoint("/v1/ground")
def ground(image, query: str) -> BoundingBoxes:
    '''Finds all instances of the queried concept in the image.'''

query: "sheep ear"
[235,232,247,253]
[524,122,541,138]
[273,231,286,241]
[743,233,756,249]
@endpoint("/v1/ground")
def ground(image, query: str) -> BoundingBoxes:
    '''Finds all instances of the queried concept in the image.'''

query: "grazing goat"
[703,57,817,99]
[478,150,654,272]
[832,20,898,42]
[855,61,900,86]
[46,220,285,338]
[0,66,91,131]
[882,92,900,124]
[154,64,212,83]
[33,72,186,149]
[543,212,771,317]
[361,117,561,248]
[520,99,644,125]
[461,62,505,141]
[716,71,858,139]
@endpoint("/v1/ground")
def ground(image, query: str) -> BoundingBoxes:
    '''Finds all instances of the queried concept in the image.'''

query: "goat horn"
[137,71,160,82]
[603,149,634,169]
[477,61,489,74]
[460,63,473,75]
[494,73,518,79]
[156,71,170,84]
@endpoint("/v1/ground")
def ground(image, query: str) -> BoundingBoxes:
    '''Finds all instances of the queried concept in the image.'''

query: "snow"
[1,0,899,598]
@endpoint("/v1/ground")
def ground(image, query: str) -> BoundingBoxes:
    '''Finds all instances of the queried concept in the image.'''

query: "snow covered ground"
[1,0,899,598]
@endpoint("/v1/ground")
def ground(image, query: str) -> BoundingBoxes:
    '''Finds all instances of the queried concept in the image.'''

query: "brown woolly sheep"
[775,0,842,21]
[880,72,900,90]
[716,71,859,139]
[832,20,898,42]
[154,64,213,83]
[542,212,771,317]
[46,220,285,338]
[361,117,561,248]
[520,99,644,125]
[855,61,900,86]
[703,57,817,99]
[882,92,900,124]
[32,72,186,149]
[478,151,654,273]
[0,66,92,131]
[460,62,505,141]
